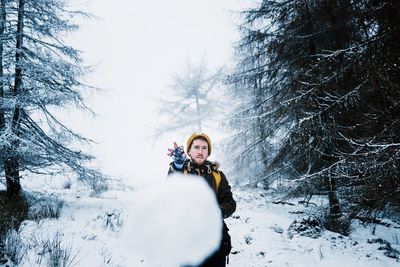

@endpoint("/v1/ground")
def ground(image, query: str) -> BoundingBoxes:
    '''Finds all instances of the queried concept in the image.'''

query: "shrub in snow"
[122,174,222,266]
[368,238,400,260]
[0,192,29,238]
[0,242,6,264]
[89,179,110,197]
[324,213,351,236]
[287,216,322,239]
[256,179,269,190]
[30,231,79,267]
[28,195,64,221]
[3,229,27,265]
[45,232,73,267]
[63,178,72,189]
[98,209,123,232]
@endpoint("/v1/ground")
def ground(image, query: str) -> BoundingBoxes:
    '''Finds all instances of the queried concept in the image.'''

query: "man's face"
[188,139,209,165]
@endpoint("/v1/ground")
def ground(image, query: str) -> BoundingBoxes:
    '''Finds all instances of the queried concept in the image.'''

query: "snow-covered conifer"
[0,0,104,197]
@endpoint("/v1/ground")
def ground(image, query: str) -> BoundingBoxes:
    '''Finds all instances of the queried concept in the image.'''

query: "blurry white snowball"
[122,174,222,266]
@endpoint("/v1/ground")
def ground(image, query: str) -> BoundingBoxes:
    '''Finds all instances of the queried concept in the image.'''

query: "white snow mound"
[122,174,222,266]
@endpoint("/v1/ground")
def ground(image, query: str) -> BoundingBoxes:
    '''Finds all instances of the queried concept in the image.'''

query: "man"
[167,133,236,267]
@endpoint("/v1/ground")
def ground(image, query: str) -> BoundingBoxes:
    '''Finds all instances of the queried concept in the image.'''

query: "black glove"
[172,146,186,166]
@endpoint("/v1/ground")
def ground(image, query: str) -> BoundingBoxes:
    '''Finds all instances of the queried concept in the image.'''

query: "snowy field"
[228,188,400,267]
[1,175,399,267]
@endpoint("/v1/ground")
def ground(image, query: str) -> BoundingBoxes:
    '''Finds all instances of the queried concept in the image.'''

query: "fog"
[64,0,244,186]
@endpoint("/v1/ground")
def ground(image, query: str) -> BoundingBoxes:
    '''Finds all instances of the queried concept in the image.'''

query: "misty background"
[66,0,247,185]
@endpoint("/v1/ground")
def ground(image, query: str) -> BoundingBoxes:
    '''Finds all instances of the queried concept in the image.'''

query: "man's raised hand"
[167,142,186,165]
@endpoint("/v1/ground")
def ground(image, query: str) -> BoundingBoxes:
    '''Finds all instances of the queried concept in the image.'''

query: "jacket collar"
[187,160,213,173]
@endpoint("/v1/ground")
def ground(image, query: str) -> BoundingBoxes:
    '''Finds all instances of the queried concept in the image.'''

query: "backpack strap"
[213,170,222,194]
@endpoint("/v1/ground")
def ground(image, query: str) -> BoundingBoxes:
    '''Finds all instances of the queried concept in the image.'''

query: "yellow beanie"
[186,133,212,156]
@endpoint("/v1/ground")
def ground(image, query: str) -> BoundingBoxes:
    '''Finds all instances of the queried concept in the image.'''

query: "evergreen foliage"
[0,0,105,197]
[228,0,400,230]
[154,58,224,139]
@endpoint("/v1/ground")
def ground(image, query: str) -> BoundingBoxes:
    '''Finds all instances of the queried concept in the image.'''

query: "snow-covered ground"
[1,176,399,267]
[228,188,400,267]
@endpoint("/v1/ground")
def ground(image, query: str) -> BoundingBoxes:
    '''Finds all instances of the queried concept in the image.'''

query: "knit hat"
[186,133,212,156]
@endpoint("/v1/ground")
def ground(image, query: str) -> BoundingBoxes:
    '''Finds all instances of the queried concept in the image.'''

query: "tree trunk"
[325,175,347,234]
[254,43,269,188]
[0,0,6,130]
[327,176,341,216]
[195,94,202,132]
[6,0,25,198]
[323,0,352,234]
[5,157,20,197]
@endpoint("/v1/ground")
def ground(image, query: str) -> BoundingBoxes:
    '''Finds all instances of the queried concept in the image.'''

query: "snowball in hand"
[123,174,223,266]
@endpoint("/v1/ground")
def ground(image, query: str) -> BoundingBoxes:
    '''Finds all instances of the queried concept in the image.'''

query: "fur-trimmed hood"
[185,160,220,173]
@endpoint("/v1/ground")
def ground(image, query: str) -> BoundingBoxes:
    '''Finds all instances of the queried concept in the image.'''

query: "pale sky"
[65,0,248,186]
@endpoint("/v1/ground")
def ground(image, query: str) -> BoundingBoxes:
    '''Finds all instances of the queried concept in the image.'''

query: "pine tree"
[154,58,224,139]
[0,0,105,198]
[228,0,400,232]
